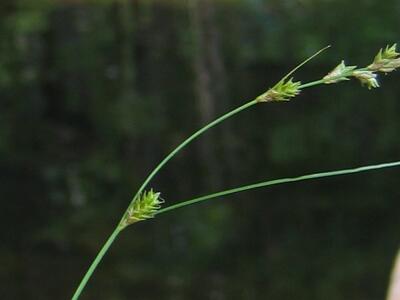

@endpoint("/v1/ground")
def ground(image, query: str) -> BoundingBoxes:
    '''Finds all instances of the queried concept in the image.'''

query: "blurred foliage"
[0,0,400,299]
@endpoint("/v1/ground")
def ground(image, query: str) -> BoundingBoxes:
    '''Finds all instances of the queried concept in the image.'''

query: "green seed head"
[368,43,400,73]
[352,70,379,89]
[119,189,163,229]
[256,78,301,102]
[323,61,357,84]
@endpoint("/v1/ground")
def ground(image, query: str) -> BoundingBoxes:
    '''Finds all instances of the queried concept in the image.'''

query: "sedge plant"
[71,44,400,299]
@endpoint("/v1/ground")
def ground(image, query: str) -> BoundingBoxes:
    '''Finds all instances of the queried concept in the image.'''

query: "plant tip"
[368,43,400,73]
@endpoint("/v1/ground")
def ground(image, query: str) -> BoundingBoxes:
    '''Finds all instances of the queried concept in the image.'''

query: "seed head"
[120,189,163,229]
[368,44,400,73]
[352,70,379,89]
[323,61,357,84]
[256,78,301,103]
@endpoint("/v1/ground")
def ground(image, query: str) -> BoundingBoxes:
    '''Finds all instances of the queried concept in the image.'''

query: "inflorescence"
[119,189,164,229]
[256,43,400,103]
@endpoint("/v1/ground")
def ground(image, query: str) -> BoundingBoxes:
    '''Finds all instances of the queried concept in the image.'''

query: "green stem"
[299,79,326,89]
[70,72,372,298]
[71,227,122,300]
[71,99,258,299]
[122,99,258,221]
[70,55,375,299]
[157,160,400,215]
[299,67,369,89]
[128,45,333,207]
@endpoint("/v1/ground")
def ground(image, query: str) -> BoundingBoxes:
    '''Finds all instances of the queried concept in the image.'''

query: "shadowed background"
[1,0,400,299]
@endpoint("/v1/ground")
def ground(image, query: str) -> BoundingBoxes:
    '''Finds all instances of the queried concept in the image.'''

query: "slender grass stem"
[299,79,326,89]
[124,46,332,213]
[157,161,400,215]
[299,67,369,89]
[71,99,258,299]
[70,74,382,299]
[71,227,122,300]
[123,99,258,219]
[71,45,390,299]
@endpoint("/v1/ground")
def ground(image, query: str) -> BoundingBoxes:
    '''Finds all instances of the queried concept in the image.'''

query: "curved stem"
[71,227,122,300]
[71,99,258,299]
[122,99,258,221]
[157,160,400,215]
[70,53,378,299]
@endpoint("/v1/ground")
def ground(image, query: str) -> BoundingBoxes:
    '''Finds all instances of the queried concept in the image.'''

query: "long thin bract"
[157,160,400,214]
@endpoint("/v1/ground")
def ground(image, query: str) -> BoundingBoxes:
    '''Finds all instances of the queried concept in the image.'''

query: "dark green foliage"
[1,1,399,299]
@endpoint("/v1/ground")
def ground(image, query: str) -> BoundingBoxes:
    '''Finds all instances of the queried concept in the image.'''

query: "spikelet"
[323,61,357,84]
[368,44,400,73]
[119,189,163,229]
[256,78,301,102]
[352,70,379,89]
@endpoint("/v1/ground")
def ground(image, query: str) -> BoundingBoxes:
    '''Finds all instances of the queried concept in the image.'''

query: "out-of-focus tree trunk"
[117,0,135,98]
[115,0,157,178]
[387,249,400,300]
[190,0,234,189]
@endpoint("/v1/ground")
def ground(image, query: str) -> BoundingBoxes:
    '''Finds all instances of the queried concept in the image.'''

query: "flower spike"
[119,189,164,229]
[368,43,400,73]
[323,61,357,84]
[352,70,379,89]
[256,78,301,102]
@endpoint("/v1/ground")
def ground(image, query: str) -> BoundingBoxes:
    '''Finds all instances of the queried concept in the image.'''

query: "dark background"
[1,0,400,299]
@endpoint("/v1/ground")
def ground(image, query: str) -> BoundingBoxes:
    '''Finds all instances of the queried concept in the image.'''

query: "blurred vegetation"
[1,0,400,299]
